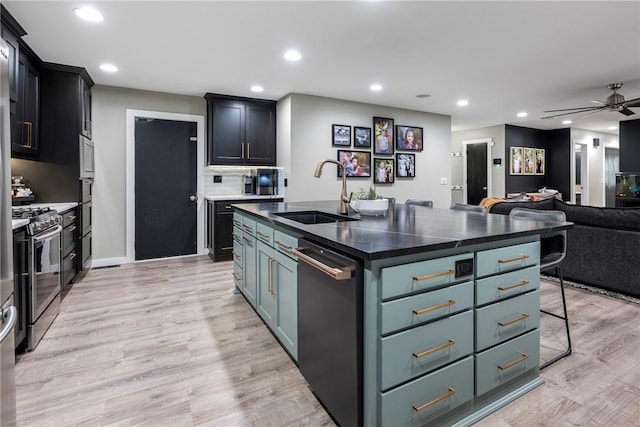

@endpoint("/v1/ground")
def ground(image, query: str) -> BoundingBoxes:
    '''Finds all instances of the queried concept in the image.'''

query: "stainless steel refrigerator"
[0,38,17,427]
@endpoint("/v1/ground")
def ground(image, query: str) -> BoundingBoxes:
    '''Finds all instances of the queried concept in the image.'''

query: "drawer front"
[380,356,474,427]
[232,226,242,243]
[62,210,77,228]
[475,290,540,351]
[62,224,77,258]
[476,241,540,278]
[241,216,256,236]
[273,229,298,258]
[381,281,474,335]
[476,329,540,396]
[232,213,243,230]
[381,253,475,300]
[476,266,540,306]
[256,222,274,245]
[233,261,242,288]
[62,252,77,288]
[380,311,474,390]
[233,240,243,267]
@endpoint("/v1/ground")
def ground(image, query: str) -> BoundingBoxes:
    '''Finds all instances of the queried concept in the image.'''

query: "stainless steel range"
[12,207,63,351]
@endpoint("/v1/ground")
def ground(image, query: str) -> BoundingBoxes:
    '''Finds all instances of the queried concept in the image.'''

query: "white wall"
[281,94,452,207]
[570,128,618,207]
[451,125,506,203]
[92,86,205,263]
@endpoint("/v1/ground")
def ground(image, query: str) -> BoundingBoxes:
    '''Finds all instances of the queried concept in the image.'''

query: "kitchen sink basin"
[273,211,358,225]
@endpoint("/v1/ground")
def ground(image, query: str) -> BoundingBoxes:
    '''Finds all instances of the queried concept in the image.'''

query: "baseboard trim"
[91,257,128,269]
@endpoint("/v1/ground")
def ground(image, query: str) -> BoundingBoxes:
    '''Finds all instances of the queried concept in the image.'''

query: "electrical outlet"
[213,175,222,183]
[440,177,448,185]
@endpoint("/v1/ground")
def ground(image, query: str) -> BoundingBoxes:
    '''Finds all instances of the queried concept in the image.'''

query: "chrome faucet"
[314,159,349,215]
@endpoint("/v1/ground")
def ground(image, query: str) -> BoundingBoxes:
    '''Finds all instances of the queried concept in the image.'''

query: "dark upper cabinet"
[81,78,92,139]
[11,51,40,156]
[205,93,276,166]
[1,23,20,101]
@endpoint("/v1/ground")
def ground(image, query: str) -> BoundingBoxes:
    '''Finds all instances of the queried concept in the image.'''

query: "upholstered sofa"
[489,198,640,298]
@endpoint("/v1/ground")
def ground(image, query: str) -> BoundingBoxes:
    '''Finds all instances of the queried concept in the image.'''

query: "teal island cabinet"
[231,201,570,427]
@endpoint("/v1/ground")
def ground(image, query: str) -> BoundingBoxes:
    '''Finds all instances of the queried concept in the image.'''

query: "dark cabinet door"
[81,78,92,139]
[245,101,276,166]
[11,52,40,156]
[209,98,245,165]
[1,24,19,101]
[213,201,235,261]
[13,230,28,350]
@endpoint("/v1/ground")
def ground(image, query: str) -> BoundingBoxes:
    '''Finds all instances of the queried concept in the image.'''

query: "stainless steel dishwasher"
[292,239,363,427]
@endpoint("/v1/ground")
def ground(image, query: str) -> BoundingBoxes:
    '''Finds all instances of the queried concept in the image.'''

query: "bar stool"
[509,208,572,369]
[450,203,487,213]
[405,199,433,208]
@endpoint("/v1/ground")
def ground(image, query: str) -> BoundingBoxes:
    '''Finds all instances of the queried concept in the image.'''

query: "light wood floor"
[14,256,640,426]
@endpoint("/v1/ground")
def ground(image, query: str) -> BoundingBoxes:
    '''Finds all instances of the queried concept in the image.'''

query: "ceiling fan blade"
[619,107,635,116]
[576,110,606,120]
[542,106,602,113]
[623,97,640,108]
[541,106,605,119]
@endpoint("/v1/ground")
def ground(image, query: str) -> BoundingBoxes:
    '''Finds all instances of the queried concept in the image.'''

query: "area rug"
[542,274,640,305]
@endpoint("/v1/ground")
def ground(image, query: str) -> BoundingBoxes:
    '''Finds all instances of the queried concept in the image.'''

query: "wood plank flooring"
[14,256,640,426]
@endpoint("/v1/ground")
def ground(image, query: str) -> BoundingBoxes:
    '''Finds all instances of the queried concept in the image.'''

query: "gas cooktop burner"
[12,206,53,219]
[12,207,63,235]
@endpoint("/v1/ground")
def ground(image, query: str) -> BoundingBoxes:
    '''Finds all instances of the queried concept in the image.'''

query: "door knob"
[189,195,197,202]
[482,187,487,190]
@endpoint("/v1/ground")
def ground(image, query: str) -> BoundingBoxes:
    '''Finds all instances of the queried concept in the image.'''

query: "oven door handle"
[0,306,17,344]
[33,225,63,242]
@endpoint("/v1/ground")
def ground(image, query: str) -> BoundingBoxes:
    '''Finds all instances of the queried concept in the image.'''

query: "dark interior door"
[466,143,487,205]
[135,118,197,260]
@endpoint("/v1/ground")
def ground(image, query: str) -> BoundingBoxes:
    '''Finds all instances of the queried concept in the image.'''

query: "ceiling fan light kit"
[541,83,640,120]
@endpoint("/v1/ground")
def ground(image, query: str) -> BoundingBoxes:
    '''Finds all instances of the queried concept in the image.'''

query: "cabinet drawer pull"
[68,215,77,221]
[232,233,241,240]
[413,299,455,316]
[20,272,30,277]
[66,226,77,232]
[498,280,529,291]
[268,257,276,295]
[233,251,241,260]
[68,253,77,260]
[242,236,254,246]
[241,142,245,159]
[275,240,293,252]
[498,313,529,327]
[498,353,529,370]
[225,205,233,210]
[412,387,456,412]
[243,224,253,232]
[413,339,456,359]
[233,220,241,227]
[413,269,455,282]
[246,142,250,159]
[257,231,271,241]
[497,254,529,264]
[232,273,242,282]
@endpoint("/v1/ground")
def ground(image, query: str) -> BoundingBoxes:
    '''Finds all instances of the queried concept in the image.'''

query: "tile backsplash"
[204,166,284,197]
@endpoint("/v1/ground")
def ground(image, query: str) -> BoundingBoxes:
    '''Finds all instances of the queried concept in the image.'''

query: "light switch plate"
[440,177,448,185]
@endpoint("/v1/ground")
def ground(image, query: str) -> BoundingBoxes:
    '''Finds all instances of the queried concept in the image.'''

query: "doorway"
[572,142,589,205]
[126,110,206,263]
[604,147,619,207]
[463,138,492,204]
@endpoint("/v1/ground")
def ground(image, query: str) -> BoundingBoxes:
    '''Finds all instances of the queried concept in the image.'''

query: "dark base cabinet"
[207,198,282,262]
[61,208,78,291]
[13,229,28,351]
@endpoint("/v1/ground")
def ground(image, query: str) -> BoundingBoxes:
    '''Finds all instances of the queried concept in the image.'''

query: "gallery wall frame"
[354,126,372,148]
[373,158,395,183]
[337,150,371,178]
[332,124,351,147]
[510,146,523,175]
[395,153,416,178]
[373,117,394,155]
[395,125,424,151]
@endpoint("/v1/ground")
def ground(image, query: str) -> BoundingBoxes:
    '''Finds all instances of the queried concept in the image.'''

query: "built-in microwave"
[79,135,94,179]
[255,169,278,195]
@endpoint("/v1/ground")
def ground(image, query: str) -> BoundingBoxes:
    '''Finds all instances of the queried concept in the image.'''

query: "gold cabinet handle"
[413,269,455,282]
[498,313,529,327]
[268,257,276,295]
[412,387,456,412]
[66,226,77,232]
[233,251,241,260]
[413,339,456,359]
[242,236,254,246]
[233,220,241,227]
[498,254,529,264]
[275,240,293,253]
[413,299,455,316]
[68,215,77,221]
[246,142,250,159]
[232,273,242,282]
[21,122,33,148]
[257,231,271,241]
[242,224,253,232]
[498,353,529,370]
[498,280,529,291]
[232,233,241,240]
[241,142,245,159]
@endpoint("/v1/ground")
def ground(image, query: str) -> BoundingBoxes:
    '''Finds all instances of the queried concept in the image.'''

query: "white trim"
[91,257,128,268]
[125,109,206,263]
[462,138,493,203]
[572,141,589,205]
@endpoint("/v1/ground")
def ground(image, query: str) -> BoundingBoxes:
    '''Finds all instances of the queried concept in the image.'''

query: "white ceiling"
[4,1,640,135]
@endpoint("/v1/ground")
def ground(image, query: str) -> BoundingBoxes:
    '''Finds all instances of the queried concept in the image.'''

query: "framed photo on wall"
[396,153,415,178]
[354,126,372,148]
[332,124,351,147]
[523,147,535,175]
[510,147,523,175]
[395,125,423,151]
[535,148,545,175]
[373,158,395,183]
[337,150,371,178]
[373,117,394,155]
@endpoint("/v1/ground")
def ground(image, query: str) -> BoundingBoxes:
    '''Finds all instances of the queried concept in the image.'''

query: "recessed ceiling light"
[284,50,301,62]
[251,85,264,93]
[608,126,617,130]
[369,84,383,92]
[562,120,572,125]
[457,99,469,107]
[416,94,431,98]
[99,63,118,72]
[517,112,528,118]
[74,7,104,22]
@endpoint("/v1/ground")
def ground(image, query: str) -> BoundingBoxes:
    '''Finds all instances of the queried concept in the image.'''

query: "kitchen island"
[231,200,570,427]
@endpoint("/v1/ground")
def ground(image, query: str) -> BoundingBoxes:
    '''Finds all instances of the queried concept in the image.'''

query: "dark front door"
[466,143,487,205]
[135,118,197,260]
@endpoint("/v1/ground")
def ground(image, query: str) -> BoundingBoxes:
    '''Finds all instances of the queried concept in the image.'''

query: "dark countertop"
[233,201,572,260]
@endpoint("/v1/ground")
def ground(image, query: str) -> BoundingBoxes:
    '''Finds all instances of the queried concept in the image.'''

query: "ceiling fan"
[541,83,640,120]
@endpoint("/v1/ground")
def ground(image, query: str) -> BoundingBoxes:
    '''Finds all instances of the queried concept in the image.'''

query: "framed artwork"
[523,147,535,175]
[395,125,424,151]
[373,158,395,183]
[510,147,523,175]
[332,124,351,147]
[354,126,372,148]
[337,150,371,178]
[395,153,415,178]
[535,148,545,175]
[373,117,394,155]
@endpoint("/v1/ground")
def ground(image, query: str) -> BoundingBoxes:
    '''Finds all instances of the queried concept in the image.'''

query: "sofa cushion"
[489,198,555,215]
[554,200,640,232]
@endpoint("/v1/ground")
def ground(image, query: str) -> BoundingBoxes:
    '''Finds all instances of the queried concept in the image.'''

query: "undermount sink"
[273,211,358,225]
